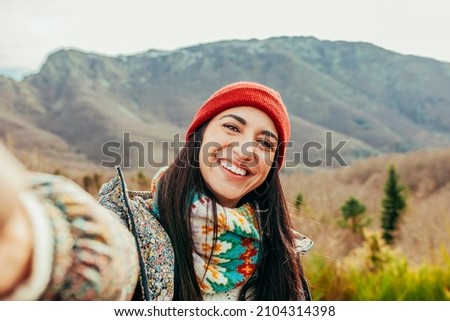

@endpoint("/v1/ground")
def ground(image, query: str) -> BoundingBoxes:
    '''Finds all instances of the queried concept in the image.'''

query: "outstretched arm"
[0,145,140,300]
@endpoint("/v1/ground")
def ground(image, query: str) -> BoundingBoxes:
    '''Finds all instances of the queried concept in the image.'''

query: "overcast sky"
[1,0,450,79]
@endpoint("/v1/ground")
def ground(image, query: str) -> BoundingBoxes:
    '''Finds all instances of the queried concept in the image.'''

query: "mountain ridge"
[1,36,450,171]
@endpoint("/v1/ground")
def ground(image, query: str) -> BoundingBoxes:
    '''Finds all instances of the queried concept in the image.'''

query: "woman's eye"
[223,124,239,132]
[257,139,275,150]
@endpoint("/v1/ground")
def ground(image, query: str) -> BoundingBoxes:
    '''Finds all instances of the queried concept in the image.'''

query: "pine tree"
[294,193,304,211]
[381,165,407,245]
[339,196,371,234]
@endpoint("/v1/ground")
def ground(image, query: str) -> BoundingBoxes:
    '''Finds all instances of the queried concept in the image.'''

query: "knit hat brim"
[186,82,291,170]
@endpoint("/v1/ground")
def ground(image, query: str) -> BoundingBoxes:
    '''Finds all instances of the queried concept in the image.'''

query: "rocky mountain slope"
[1,36,450,170]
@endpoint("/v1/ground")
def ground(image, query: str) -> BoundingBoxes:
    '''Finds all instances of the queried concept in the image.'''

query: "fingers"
[0,144,28,228]
[0,205,33,297]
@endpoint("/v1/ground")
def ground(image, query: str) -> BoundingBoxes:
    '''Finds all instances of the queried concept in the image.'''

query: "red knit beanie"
[185,81,291,169]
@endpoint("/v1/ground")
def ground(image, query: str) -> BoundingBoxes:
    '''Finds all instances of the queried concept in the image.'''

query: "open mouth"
[219,160,248,176]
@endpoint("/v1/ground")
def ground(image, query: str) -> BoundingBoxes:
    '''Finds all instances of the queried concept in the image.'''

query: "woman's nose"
[233,139,257,163]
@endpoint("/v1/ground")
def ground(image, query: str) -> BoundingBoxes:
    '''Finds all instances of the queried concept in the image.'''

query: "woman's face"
[199,106,278,208]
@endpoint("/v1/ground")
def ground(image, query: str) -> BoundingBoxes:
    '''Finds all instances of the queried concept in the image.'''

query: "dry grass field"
[282,147,450,267]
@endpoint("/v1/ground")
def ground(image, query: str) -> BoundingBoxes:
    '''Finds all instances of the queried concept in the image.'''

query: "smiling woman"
[152,82,312,300]
[0,81,313,301]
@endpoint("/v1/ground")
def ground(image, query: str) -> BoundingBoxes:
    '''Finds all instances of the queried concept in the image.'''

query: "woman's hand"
[0,145,33,297]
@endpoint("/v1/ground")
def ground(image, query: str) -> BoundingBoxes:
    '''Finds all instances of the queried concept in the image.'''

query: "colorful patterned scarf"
[149,167,261,294]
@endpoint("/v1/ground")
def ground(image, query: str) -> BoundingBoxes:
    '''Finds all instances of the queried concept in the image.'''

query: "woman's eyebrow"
[218,114,246,125]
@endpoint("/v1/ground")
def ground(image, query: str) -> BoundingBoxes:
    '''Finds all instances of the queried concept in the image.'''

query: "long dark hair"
[157,125,306,300]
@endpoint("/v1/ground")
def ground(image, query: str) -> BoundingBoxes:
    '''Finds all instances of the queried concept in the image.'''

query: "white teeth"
[219,160,247,176]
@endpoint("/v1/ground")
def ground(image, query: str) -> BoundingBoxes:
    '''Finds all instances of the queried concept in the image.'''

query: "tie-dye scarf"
[149,167,260,294]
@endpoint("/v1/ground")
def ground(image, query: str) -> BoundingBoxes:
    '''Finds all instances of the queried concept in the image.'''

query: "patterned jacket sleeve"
[97,167,175,301]
[7,172,140,300]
